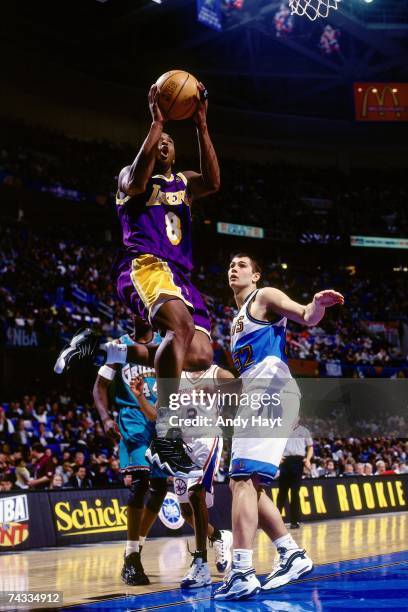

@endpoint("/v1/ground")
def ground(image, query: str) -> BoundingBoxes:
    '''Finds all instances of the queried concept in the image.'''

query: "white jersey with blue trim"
[177,365,222,440]
[230,289,291,379]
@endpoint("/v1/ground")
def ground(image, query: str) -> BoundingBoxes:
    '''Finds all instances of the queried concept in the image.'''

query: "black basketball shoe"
[121,552,150,586]
[54,328,106,374]
[146,435,203,478]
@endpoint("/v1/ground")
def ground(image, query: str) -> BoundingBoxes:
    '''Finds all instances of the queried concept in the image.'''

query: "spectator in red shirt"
[375,460,395,476]
[28,443,55,488]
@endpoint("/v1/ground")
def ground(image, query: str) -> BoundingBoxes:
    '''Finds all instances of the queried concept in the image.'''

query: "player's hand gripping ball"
[155,70,201,120]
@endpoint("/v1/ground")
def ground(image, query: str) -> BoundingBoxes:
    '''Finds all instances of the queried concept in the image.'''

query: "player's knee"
[155,301,195,344]
[204,340,213,363]
[180,502,193,521]
[145,478,168,514]
[196,341,212,369]
[188,484,205,507]
[230,476,256,495]
[128,473,150,509]
[174,316,195,345]
[186,334,213,370]
[194,344,213,370]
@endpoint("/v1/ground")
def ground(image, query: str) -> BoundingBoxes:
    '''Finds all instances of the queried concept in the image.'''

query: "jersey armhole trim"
[116,190,131,206]
[246,290,286,327]
[177,172,188,186]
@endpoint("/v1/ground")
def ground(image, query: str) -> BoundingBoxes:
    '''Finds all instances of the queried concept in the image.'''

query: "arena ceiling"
[3,0,408,121]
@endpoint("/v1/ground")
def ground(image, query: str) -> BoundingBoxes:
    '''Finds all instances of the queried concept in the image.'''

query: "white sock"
[103,342,128,365]
[139,536,146,547]
[155,407,169,438]
[125,540,139,556]
[273,533,299,553]
[232,548,253,571]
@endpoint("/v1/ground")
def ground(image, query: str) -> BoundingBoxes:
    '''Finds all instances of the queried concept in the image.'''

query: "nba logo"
[159,493,185,530]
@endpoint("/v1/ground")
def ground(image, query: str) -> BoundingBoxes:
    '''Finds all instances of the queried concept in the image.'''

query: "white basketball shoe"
[262,547,313,590]
[211,530,233,573]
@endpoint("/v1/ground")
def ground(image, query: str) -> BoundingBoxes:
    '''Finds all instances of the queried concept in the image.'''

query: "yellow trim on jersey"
[194,325,211,338]
[152,173,174,182]
[130,254,193,321]
[177,172,188,186]
[116,190,131,206]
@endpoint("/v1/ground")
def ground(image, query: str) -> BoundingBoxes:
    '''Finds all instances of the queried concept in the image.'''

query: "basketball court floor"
[1,513,407,611]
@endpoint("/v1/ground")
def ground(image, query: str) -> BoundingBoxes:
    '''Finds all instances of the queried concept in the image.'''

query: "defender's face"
[156,133,175,166]
[228,257,259,290]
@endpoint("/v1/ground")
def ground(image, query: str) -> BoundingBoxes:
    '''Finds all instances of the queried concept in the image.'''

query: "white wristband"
[98,365,116,381]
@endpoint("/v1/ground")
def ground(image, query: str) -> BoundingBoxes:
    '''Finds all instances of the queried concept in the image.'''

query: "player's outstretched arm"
[258,287,344,327]
[93,369,121,441]
[130,375,157,422]
[183,82,220,202]
[118,85,165,196]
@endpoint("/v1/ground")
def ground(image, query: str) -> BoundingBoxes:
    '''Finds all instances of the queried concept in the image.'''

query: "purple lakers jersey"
[116,172,193,272]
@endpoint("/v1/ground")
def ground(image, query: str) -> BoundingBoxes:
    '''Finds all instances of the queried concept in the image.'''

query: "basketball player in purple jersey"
[55,83,220,476]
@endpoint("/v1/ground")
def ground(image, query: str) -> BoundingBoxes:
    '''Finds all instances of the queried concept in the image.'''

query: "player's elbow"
[119,168,146,196]
[122,179,146,196]
[303,316,321,327]
[208,178,220,194]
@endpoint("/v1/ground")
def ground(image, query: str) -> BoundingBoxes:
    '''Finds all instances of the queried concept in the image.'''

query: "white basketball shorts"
[230,366,300,485]
[174,436,222,508]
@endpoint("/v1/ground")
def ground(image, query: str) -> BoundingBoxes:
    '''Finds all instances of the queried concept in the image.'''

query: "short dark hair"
[32,443,44,454]
[231,253,262,276]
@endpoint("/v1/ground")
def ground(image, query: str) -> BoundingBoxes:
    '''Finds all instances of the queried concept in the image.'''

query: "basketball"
[155,70,199,121]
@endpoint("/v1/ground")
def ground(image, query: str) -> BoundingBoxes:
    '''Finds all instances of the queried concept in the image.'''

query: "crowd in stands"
[1,223,406,368]
[1,120,407,239]
[203,262,407,371]
[1,120,407,366]
[1,225,130,348]
[309,436,408,478]
[0,120,407,490]
[1,391,407,491]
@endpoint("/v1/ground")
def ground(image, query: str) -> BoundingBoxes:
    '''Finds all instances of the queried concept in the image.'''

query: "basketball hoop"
[288,0,341,21]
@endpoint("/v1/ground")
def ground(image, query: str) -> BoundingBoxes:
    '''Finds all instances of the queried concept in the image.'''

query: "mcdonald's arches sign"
[354,82,408,122]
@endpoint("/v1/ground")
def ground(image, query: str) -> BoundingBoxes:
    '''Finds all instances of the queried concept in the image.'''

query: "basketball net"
[288,0,341,20]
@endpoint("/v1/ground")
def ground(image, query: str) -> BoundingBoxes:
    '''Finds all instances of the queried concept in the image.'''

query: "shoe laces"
[77,337,97,359]
[221,568,233,586]
[185,557,206,580]
[222,566,252,586]
[271,547,287,571]
[125,552,142,574]
[175,437,193,456]
[213,535,227,563]
[155,437,193,464]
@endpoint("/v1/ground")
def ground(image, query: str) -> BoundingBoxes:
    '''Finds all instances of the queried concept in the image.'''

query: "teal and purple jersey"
[113,334,166,476]
[116,171,193,272]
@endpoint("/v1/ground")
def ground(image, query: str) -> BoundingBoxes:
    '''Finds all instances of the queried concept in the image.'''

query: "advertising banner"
[2,476,406,550]
[351,235,408,249]
[197,0,222,31]
[49,489,189,545]
[0,492,54,551]
[217,221,264,239]
[271,474,407,522]
[354,82,408,122]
